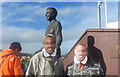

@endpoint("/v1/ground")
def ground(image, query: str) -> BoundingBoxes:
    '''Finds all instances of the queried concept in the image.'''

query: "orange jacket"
[0,49,24,75]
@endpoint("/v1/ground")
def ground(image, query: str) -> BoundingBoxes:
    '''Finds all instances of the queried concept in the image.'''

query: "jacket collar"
[42,48,57,57]
[74,56,88,64]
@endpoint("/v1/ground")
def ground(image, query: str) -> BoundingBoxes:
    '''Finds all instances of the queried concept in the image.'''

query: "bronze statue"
[45,7,62,56]
[35,7,62,56]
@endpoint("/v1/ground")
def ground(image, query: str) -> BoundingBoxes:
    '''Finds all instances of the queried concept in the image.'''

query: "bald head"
[75,44,87,52]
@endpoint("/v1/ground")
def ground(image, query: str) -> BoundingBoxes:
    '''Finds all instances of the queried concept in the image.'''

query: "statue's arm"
[55,21,62,47]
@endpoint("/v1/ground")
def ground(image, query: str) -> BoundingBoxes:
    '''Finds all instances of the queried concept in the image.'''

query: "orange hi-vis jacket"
[0,49,24,75]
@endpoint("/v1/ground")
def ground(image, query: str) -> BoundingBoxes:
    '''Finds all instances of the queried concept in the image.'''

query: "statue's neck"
[50,19,56,22]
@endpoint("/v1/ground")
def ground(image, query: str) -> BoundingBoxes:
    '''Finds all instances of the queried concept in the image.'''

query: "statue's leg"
[57,47,61,57]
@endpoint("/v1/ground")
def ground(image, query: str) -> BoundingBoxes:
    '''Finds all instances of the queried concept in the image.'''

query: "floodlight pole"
[105,0,108,28]
[97,1,102,29]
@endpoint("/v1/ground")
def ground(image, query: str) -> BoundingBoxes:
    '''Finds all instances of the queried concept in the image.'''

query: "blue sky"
[1,1,118,54]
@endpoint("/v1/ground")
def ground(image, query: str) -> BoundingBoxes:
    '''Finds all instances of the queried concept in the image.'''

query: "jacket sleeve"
[66,63,74,75]
[99,67,104,76]
[13,57,24,75]
[90,63,104,76]
[25,59,36,77]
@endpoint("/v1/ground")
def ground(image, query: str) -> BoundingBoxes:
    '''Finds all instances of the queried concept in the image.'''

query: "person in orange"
[0,42,24,76]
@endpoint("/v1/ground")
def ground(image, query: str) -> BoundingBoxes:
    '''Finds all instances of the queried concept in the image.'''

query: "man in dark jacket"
[66,44,104,76]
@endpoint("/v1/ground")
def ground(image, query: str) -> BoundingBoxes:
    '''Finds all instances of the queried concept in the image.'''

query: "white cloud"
[0,27,1,39]
[2,3,45,23]
[59,5,98,29]
[0,3,2,49]
[59,5,96,17]
[2,26,45,43]
[63,29,83,41]
[2,26,45,53]
[61,40,76,54]
[14,17,35,22]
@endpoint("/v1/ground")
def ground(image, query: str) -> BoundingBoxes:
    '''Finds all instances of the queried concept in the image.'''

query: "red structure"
[64,29,120,76]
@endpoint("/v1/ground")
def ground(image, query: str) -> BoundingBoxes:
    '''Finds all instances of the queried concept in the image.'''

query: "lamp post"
[97,1,102,29]
[105,0,108,28]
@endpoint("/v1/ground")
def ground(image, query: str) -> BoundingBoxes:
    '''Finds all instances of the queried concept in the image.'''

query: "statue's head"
[45,7,58,21]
